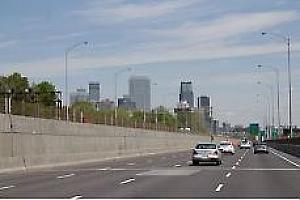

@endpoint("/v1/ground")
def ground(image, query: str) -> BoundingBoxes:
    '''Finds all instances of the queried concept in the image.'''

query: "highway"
[0,147,299,198]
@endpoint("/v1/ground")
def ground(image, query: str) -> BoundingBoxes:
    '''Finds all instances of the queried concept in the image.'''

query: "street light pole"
[64,41,88,122]
[257,81,274,139]
[114,67,131,125]
[257,65,280,129]
[261,32,292,137]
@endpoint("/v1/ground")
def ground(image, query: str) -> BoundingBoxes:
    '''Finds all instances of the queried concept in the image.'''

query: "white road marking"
[238,159,242,162]
[215,184,224,192]
[57,173,75,179]
[270,150,300,168]
[235,162,239,166]
[174,164,181,167]
[0,185,15,191]
[97,167,111,171]
[71,195,82,200]
[127,163,135,166]
[237,168,300,171]
[232,166,236,170]
[120,178,135,184]
[226,172,231,177]
[149,153,156,155]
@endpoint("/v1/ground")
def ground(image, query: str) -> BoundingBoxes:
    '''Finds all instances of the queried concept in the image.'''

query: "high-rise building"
[118,95,136,110]
[88,82,100,103]
[129,76,151,111]
[70,88,89,105]
[198,96,210,109]
[198,96,211,129]
[179,81,194,108]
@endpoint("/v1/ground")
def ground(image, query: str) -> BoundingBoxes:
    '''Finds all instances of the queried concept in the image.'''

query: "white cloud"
[148,11,299,42]
[46,32,87,41]
[0,40,17,49]
[72,0,201,24]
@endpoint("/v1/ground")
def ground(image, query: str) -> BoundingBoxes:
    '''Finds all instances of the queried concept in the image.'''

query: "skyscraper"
[129,76,151,111]
[70,88,89,105]
[198,96,211,129]
[88,82,100,102]
[179,81,194,108]
[198,96,210,109]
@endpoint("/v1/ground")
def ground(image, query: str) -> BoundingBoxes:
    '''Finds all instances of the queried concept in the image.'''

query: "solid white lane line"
[71,195,82,200]
[237,168,300,171]
[120,178,135,184]
[215,184,224,192]
[232,166,236,169]
[0,185,15,191]
[57,173,75,179]
[226,172,231,178]
[270,150,300,168]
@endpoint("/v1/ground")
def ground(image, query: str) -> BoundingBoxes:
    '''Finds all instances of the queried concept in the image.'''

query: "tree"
[0,72,30,100]
[33,81,57,106]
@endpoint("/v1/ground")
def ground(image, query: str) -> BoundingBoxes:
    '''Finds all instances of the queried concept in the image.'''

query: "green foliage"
[33,81,57,106]
[0,72,30,100]
[71,101,96,113]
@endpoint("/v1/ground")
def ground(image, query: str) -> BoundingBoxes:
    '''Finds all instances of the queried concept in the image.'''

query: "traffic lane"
[0,169,145,198]
[238,147,299,169]
[217,169,300,198]
[0,149,244,198]
[216,147,300,198]
[87,171,226,198]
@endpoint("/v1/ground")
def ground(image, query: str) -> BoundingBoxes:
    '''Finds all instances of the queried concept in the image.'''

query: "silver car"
[191,143,222,165]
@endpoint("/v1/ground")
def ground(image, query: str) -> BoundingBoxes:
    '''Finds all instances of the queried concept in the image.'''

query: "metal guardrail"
[267,138,300,158]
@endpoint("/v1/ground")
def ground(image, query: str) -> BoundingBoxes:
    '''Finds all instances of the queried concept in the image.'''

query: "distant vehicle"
[218,141,235,154]
[253,142,269,154]
[240,139,251,149]
[191,143,222,166]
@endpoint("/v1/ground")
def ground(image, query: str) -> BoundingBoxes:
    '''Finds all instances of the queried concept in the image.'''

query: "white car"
[191,143,222,166]
[240,140,251,149]
[218,141,235,154]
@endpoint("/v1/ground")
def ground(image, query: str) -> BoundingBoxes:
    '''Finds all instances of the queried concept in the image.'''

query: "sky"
[0,0,300,127]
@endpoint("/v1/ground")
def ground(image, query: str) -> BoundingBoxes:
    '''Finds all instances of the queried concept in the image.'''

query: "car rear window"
[195,144,217,149]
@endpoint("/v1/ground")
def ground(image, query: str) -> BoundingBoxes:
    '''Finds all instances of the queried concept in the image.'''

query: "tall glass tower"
[179,81,194,108]
[129,76,151,111]
[88,82,100,102]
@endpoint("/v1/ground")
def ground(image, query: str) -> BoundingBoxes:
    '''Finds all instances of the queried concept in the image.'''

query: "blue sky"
[1,0,300,127]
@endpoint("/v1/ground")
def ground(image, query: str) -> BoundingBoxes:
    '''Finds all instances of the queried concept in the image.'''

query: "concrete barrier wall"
[0,114,215,173]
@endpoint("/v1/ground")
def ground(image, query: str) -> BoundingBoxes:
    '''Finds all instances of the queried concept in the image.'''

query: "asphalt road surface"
[0,147,299,198]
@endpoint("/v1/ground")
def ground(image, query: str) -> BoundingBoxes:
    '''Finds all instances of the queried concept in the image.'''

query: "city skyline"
[0,0,300,126]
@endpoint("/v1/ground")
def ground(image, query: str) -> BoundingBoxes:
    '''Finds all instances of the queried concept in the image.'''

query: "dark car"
[253,142,269,154]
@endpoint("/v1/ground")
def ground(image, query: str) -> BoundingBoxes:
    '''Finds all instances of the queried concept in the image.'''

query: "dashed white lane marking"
[120,178,135,184]
[238,159,242,162]
[215,184,224,192]
[127,163,135,166]
[270,150,300,168]
[71,195,82,200]
[232,166,236,170]
[149,153,156,155]
[235,162,240,166]
[226,172,231,177]
[97,167,111,171]
[174,164,181,167]
[0,185,15,191]
[57,173,75,179]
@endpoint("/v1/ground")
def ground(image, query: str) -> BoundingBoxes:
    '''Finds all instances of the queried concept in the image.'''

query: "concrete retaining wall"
[0,114,214,173]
